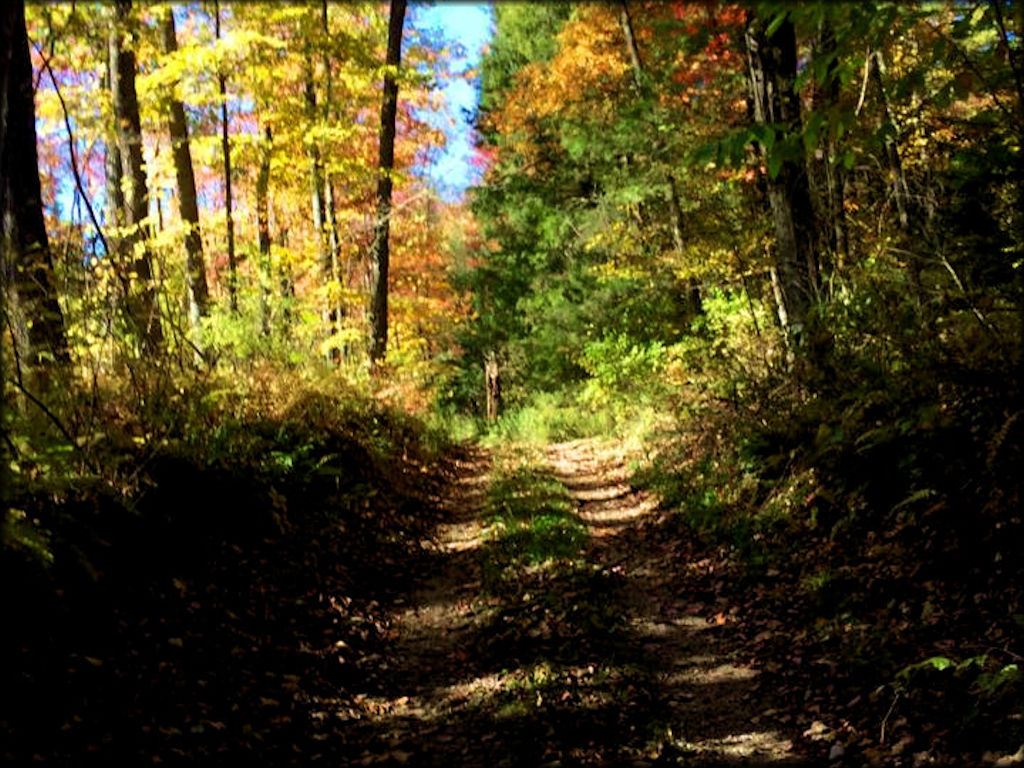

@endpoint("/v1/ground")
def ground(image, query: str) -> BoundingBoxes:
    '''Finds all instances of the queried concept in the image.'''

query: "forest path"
[342,438,804,766]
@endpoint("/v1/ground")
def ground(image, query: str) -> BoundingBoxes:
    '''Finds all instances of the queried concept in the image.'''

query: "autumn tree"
[1,0,69,371]
[109,0,163,352]
[302,46,337,359]
[213,0,237,312]
[465,3,749,408]
[159,6,209,332]
[255,123,272,336]
[368,0,407,365]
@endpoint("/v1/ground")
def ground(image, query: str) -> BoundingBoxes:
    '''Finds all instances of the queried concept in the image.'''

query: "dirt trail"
[547,439,803,766]
[341,439,805,766]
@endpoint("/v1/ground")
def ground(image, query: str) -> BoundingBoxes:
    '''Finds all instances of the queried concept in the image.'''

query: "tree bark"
[619,1,643,89]
[666,172,704,316]
[110,0,163,353]
[103,59,125,233]
[256,124,272,337]
[368,0,406,365]
[214,0,236,313]
[745,11,819,350]
[278,225,294,329]
[1,0,69,368]
[325,179,342,321]
[485,351,501,421]
[160,7,209,331]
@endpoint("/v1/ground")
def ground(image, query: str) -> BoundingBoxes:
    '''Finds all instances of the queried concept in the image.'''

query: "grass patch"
[481,459,586,582]
[474,450,626,671]
[482,391,612,445]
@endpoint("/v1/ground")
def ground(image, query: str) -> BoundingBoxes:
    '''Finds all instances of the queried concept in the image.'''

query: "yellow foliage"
[491,6,631,161]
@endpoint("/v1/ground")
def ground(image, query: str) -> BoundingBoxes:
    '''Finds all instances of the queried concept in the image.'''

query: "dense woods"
[2,1,1022,765]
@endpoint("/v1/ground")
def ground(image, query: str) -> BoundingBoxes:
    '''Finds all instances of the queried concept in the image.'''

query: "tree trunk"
[278,226,294,329]
[160,7,209,332]
[1,0,69,369]
[368,0,406,365]
[110,0,163,353]
[214,0,236,313]
[102,60,131,307]
[325,179,343,329]
[101,69,137,318]
[322,0,344,344]
[256,124,272,337]
[808,18,849,285]
[666,172,704,317]
[745,11,819,350]
[619,1,643,89]
[103,60,126,233]
[485,351,501,421]
[769,264,789,333]
[303,59,336,360]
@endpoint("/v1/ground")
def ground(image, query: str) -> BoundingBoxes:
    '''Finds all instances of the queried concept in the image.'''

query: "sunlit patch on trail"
[544,439,660,538]
[436,519,485,553]
[691,729,796,761]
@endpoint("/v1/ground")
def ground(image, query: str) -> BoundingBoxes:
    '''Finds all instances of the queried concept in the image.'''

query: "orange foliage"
[485,3,747,176]
[487,6,632,168]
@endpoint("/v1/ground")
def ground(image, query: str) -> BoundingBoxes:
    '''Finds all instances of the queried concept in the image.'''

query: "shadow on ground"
[324,440,811,767]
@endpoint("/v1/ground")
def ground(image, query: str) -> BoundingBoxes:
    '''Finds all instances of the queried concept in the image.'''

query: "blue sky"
[409,3,493,202]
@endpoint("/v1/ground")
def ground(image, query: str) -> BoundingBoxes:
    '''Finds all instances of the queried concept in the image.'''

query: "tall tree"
[322,0,343,350]
[745,9,819,351]
[256,123,272,337]
[214,0,236,312]
[159,6,209,332]
[368,0,406,365]
[303,57,333,357]
[109,0,162,352]
[807,16,849,283]
[103,59,126,235]
[1,0,69,370]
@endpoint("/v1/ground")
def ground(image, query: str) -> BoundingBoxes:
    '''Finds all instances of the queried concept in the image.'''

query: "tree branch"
[30,39,111,256]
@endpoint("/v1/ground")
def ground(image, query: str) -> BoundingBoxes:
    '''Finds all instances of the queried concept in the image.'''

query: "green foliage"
[578,335,669,421]
[479,4,571,113]
[201,290,305,366]
[1,358,450,586]
[893,654,1024,749]
[481,390,612,446]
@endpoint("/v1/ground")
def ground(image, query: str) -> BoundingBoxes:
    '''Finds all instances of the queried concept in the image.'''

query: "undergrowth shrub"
[631,275,1023,756]
[2,358,452,599]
